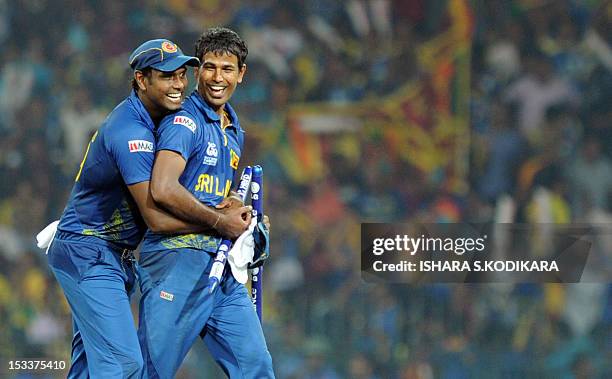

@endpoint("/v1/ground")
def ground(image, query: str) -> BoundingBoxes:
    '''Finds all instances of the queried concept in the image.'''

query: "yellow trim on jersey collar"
[221,110,231,146]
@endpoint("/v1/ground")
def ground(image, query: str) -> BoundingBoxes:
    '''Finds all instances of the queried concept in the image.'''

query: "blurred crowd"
[0,0,611,378]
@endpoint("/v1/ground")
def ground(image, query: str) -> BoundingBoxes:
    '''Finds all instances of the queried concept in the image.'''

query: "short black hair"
[194,27,248,69]
[131,67,153,91]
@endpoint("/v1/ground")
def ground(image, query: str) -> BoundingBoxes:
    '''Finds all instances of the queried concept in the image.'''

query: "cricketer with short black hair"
[137,27,275,378]
[45,38,252,378]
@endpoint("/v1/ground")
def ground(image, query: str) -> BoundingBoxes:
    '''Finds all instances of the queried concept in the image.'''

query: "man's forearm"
[152,180,221,227]
[149,149,239,234]
[128,180,216,235]
[147,207,215,234]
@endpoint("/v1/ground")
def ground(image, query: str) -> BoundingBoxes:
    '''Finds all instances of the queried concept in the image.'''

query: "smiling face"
[195,51,246,115]
[135,67,188,121]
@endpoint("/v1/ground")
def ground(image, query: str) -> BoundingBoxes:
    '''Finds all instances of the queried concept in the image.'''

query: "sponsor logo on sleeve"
[160,290,174,301]
[203,142,218,166]
[230,149,240,169]
[128,140,154,153]
[173,116,197,133]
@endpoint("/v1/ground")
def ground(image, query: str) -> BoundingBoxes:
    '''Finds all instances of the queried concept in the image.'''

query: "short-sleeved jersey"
[57,91,156,249]
[141,91,244,253]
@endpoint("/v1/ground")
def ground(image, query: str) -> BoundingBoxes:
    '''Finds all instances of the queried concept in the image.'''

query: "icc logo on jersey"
[203,142,218,166]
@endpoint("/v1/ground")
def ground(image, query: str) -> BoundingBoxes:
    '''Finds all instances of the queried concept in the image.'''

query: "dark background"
[0,0,610,378]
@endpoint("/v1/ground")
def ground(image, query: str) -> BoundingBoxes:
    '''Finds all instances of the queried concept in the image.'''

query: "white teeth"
[210,86,224,91]
[167,93,180,99]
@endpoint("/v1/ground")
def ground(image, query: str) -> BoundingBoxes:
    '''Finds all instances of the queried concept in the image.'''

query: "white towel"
[228,218,257,284]
[36,220,59,254]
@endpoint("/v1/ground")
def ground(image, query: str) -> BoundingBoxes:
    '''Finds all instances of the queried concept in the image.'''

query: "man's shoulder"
[224,102,244,133]
[101,101,154,149]
[105,99,146,130]
[160,107,202,135]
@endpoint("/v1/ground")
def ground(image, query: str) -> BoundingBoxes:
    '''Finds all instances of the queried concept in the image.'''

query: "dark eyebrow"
[203,62,236,69]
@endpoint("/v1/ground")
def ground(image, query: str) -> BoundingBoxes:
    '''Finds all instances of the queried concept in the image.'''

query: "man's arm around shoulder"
[150,149,251,239]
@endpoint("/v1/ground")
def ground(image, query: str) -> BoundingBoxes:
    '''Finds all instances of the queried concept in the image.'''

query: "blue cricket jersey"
[141,91,244,253]
[57,90,156,249]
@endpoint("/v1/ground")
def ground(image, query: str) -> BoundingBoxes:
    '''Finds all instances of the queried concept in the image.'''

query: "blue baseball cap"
[129,39,200,72]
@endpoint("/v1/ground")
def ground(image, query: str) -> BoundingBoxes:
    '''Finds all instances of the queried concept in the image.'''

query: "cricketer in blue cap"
[129,38,200,72]
[130,39,200,122]
[45,38,229,379]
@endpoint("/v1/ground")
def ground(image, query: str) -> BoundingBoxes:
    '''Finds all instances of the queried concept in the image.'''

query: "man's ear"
[134,71,147,91]
[237,64,246,84]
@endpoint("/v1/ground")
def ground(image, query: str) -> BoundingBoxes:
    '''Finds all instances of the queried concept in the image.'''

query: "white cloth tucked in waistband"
[36,220,59,254]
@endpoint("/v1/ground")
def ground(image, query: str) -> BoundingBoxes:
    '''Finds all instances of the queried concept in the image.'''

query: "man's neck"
[137,91,164,123]
[198,89,225,117]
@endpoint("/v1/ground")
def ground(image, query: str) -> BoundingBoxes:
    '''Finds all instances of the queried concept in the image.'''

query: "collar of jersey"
[128,90,156,131]
[191,90,241,132]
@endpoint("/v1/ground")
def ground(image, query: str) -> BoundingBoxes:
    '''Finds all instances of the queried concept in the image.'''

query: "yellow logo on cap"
[161,41,177,53]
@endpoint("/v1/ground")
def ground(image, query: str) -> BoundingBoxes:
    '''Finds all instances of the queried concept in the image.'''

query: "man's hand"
[215,205,253,239]
[248,218,270,269]
[215,194,244,211]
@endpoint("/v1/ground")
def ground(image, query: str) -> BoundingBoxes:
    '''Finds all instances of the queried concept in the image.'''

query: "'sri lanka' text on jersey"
[57,91,156,249]
[140,91,244,253]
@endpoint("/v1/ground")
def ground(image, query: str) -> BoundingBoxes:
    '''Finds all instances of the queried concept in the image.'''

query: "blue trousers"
[138,247,274,379]
[47,232,143,378]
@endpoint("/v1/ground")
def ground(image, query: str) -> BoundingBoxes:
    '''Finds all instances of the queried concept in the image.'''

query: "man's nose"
[172,76,185,89]
[213,68,223,82]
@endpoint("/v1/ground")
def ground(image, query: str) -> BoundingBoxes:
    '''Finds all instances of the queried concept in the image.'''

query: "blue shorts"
[137,247,274,378]
[47,232,143,378]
